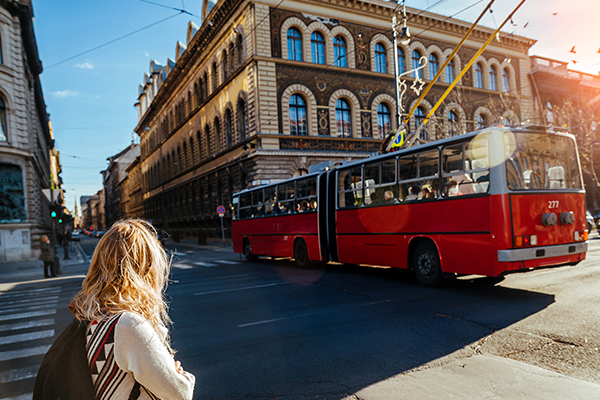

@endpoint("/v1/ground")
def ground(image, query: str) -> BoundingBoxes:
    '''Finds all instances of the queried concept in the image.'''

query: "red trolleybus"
[232,126,587,286]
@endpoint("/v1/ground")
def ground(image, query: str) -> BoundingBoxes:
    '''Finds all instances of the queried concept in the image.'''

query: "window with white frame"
[489,66,497,91]
[377,103,392,139]
[429,53,439,80]
[415,106,427,140]
[375,43,387,73]
[311,32,325,64]
[446,57,454,83]
[475,63,483,89]
[502,68,510,93]
[412,50,422,79]
[334,36,347,67]
[398,48,405,74]
[448,111,459,136]
[289,94,308,136]
[336,99,352,137]
[287,28,303,61]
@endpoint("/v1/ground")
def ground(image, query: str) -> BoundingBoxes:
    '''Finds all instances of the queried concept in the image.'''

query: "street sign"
[217,205,225,217]
[42,189,63,204]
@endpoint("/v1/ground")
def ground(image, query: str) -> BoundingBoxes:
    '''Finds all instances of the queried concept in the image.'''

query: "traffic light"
[51,210,57,218]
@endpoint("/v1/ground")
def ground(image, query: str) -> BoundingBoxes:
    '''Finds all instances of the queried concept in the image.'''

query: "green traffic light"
[58,219,62,223]
[51,211,57,218]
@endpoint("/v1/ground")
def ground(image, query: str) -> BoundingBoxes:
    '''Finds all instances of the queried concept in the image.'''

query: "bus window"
[338,167,362,208]
[442,139,489,196]
[232,195,239,220]
[264,186,276,215]
[252,190,264,217]
[399,150,439,200]
[239,192,252,219]
[505,132,582,190]
[295,176,317,212]
[277,183,295,214]
[363,159,397,205]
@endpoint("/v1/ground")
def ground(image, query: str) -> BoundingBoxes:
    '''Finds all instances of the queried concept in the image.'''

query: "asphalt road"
[3,234,600,399]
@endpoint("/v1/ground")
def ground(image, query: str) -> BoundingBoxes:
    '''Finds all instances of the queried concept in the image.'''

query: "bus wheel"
[294,239,312,269]
[243,239,258,262]
[413,242,444,287]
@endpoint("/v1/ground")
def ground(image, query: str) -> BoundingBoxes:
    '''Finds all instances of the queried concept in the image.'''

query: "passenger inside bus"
[384,190,395,203]
[369,192,379,204]
[406,186,420,200]
[421,185,435,199]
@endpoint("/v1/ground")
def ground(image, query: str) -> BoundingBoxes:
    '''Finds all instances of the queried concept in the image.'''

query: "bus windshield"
[505,131,582,190]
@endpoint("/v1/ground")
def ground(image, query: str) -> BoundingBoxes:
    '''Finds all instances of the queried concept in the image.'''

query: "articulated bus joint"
[497,242,587,263]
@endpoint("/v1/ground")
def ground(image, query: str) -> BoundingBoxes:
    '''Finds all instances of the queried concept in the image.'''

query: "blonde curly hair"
[71,219,173,352]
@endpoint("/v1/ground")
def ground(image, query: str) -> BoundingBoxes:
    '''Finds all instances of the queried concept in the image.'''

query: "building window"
[0,35,3,64]
[475,63,483,89]
[415,106,427,140]
[375,43,386,73]
[502,68,510,93]
[398,48,405,74]
[0,97,6,141]
[222,49,228,80]
[237,99,247,141]
[334,36,347,67]
[0,164,26,222]
[287,28,303,61]
[289,94,308,136]
[429,54,439,80]
[446,57,454,83]
[212,62,218,91]
[412,50,422,79]
[489,66,497,91]
[477,114,487,129]
[448,111,459,136]
[335,99,352,138]
[203,73,208,98]
[225,108,233,147]
[236,34,243,66]
[377,103,391,139]
[311,32,325,64]
[214,117,222,153]
[204,125,211,158]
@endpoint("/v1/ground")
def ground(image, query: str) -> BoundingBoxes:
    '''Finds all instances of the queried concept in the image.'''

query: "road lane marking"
[201,274,249,282]
[0,319,54,332]
[0,345,51,361]
[194,282,286,296]
[0,366,39,384]
[0,310,56,322]
[174,252,187,256]
[173,264,193,270]
[0,289,61,299]
[0,330,55,345]
[0,303,58,315]
[0,393,33,400]
[194,262,218,267]
[0,296,59,307]
[238,300,391,327]
[215,260,239,264]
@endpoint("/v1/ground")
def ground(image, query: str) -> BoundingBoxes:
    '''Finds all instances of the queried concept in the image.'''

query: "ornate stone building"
[0,0,54,262]
[135,0,533,239]
[101,143,139,227]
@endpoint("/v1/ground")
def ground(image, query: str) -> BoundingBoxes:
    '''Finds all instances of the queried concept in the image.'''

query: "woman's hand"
[174,360,184,374]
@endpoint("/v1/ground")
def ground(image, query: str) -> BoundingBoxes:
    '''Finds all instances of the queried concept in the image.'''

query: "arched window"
[489,66,497,91]
[212,62,218,91]
[375,43,386,73]
[289,94,308,136]
[502,68,510,93]
[203,72,208,98]
[445,57,454,84]
[412,50,422,79]
[475,63,483,89]
[311,32,325,64]
[377,103,391,139]
[448,111,459,136]
[189,137,196,165]
[183,141,189,171]
[214,117,222,153]
[224,108,233,147]
[429,54,439,80]
[335,99,352,138]
[236,34,243,66]
[334,36,347,67]
[0,97,6,141]
[477,114,487,129]
[204,125,211,158]
[237,99,247,141]
[287,28,303,61]
[415,106,427,140]
[222,49,228,80]
[397,48,405,75]
[196,130,203,161]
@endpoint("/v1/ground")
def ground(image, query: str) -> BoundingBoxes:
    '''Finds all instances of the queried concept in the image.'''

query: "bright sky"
[32,0,600,214]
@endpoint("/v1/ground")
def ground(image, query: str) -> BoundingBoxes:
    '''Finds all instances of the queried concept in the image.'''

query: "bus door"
[317,172,330,262]
[325,169,339,262]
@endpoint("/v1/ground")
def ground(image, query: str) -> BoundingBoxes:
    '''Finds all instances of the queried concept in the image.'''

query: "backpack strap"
[129,381,141,400]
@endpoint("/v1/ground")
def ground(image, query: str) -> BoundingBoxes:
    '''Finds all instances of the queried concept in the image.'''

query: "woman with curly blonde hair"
[69,219,195,400]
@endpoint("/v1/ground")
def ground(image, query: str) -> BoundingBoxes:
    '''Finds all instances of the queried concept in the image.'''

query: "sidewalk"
[0,242,90,291]
[166,237,235,253]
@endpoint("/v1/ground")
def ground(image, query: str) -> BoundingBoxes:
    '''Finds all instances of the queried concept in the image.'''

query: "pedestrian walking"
[39,235,54,278]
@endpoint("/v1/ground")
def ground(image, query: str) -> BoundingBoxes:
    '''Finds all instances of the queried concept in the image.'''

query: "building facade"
[529,55,600,210]
[101,143,139,227]
[124,156,144,219]
[135,0,533,239]
[0,0,54,262]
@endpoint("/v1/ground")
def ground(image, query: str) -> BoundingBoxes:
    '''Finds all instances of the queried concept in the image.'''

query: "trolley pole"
[217,205,226,247]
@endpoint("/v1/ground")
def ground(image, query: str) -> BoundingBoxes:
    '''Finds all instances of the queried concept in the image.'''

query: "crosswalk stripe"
[173,264,193,270]
[0,303,58,315]
[174,252,187,256]
[215,260,239,265]
[0,394,34,400]
[194,262,217,267]
[0,289,61,299]
[0,319,54,333]
[0,345,50,361]
[0,366,39,384]
[0,296,59,307]
[0,310,56,322]
[0,329,55,345]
